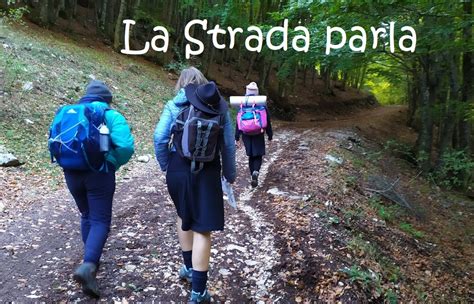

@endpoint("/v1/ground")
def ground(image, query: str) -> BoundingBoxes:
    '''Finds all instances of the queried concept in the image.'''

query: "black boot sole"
[251,173,258,188]
[73,273,100,298]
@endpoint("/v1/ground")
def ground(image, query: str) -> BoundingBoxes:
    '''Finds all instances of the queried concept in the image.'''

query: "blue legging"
[64,169,115,264]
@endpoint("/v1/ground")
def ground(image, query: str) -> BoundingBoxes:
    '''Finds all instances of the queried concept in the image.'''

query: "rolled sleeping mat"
[230,95,267,107]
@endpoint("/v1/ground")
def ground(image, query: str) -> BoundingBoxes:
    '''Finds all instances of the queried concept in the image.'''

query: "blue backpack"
[48,102,108,171]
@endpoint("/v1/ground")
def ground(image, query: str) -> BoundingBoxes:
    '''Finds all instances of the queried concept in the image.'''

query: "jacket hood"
[171,88,189,106]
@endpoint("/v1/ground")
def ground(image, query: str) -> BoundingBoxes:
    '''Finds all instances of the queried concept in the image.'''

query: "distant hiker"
[48,80,135,298]
[235,82,273,187]
[154,67,236,303]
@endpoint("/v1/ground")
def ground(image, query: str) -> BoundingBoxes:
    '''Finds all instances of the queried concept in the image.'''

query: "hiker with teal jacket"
[58,80,134,298]
[154,67,236,303]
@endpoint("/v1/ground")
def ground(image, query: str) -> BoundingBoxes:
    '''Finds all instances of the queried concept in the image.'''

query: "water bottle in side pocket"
[99,124,110,152]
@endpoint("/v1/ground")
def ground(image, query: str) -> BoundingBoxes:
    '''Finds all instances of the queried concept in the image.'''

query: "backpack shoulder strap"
[175,105,191,125]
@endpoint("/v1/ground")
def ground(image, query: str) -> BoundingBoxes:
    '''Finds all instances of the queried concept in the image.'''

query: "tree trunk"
[341,71,348,90]
[438,54,461,162]
[460,0,473,152]
[352,69,359,88]
[249,0,254,23]
[133,0,141,11]
[321,64,333,95]
[263,60,272,89]
[62,0,77,19]
[167,0,175,25]
[417,69,433,171]
[291,65,298,93]
[38,1,49,25]
[358,64,368,90]
[113,0,127,50]
[245,53,257,79]
[99,0,108,30]
[407,72,418,128]
[104,0,117,40]
[303,68,308,86]
[236,45,243,72]
[205,47,215,77]
[278,80,287,99]
[258,55,273,93]
[48,0,61,24]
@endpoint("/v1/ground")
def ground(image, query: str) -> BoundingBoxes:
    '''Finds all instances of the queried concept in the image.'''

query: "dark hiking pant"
[248,155,263,175]
[64,168,115,265]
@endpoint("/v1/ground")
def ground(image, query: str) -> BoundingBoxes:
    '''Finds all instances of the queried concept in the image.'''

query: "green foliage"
[342,265,380,290]
[364,74,406,105]
[399,223,424,239]
[328,215,341,225]
[133,9,167,28]
[345,175,358,188]
[366,150,383,162]
[415,286,429,302]
[341,264,401,300]
[0,52,29,92]
[385,289,399,304]
[0,5,29,25]
[364,62,407,105]
[164,46,200,73]
[368,196,403,222]
[164,61,188,73]
[434,150,474,189]
[351,156,365,169]
[384,139,416,164]
[348,234,402,284]
[348,235,378,258]
[342,207,365,222]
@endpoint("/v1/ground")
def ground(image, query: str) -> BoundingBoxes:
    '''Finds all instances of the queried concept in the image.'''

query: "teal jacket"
[87,101,134,170]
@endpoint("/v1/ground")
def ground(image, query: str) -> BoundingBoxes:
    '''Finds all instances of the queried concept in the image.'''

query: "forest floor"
[0,22,473,303]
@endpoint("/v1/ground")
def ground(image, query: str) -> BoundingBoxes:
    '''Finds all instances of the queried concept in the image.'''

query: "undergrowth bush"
[341,265,399,301]
[0,2,29,25]
[384,139,417,164]
[384,139,474,191]
[434,150,474,190]
[164,60,188,73]
[399,222,424,239]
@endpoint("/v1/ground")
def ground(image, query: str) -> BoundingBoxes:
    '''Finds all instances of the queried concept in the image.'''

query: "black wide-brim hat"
[185,81,228,115]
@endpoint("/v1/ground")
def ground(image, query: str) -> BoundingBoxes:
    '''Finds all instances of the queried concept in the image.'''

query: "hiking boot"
[251,171,259,188]
[188,289,211,303]
[73,262,100,298]
[179,265,193,282]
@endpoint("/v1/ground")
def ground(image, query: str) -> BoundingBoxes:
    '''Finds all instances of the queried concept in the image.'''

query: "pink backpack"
[237,104,268,135]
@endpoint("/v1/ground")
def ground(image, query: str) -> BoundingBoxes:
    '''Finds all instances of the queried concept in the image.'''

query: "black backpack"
[171,105,223,173]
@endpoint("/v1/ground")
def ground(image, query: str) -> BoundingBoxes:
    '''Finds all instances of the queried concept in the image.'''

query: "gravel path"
[0,129,302,302]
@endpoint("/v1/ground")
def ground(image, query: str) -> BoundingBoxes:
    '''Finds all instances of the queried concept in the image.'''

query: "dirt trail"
[0,105,470,302]
[0,124,308,302]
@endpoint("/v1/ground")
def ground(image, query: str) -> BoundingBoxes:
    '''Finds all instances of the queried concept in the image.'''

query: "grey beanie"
[85,80,113,103]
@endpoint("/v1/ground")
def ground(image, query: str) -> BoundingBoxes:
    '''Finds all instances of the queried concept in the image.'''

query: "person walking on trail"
[154,67,236,303]
[235,82,273,188]
[49,80,134,298]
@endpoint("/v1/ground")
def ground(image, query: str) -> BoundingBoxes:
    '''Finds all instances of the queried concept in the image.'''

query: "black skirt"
[166,152,224,232]
[242,133,266,157]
